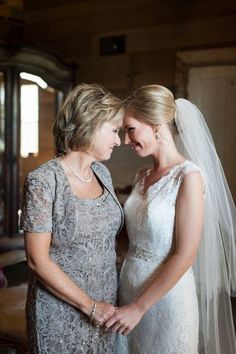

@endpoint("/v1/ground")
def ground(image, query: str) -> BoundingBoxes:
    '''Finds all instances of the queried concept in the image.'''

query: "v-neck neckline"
[140,160,189,195]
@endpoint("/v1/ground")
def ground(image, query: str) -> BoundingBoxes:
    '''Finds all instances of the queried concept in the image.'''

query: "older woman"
[20,83,124,354]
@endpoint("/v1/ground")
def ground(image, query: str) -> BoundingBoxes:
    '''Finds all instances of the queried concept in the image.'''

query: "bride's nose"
[124,132,131,145]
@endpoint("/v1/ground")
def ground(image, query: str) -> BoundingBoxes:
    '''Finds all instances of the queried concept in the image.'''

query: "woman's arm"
[25,232,116,324]
[105,171,204,334]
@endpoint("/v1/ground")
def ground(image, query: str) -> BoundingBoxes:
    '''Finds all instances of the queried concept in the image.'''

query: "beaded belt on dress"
[128,243,165,263]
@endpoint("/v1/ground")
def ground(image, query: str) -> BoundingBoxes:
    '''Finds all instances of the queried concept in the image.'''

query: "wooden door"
[188,65,236,202]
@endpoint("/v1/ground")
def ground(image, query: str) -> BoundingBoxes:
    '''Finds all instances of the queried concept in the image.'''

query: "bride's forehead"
[123,112,139,123]
[123,115,150,130]
[123,116,137,129]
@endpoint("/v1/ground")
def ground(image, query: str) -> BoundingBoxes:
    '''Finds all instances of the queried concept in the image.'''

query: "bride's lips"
[130,142,141,150]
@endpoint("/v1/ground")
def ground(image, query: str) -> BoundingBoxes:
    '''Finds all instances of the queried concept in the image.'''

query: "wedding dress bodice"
[125,160,200,266]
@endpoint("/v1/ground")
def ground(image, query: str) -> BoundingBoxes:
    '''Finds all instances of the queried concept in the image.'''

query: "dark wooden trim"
[0,47,74,238]
[4,67,19,237]
[0,69,6,238]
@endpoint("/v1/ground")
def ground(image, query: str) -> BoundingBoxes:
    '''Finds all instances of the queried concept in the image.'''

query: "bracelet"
[89,300,96,320]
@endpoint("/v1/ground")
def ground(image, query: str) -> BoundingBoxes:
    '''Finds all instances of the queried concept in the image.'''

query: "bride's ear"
[153,125,161,140]
[153,124,160,134]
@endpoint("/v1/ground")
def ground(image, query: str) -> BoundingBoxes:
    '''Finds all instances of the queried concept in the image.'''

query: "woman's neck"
[62,151,94,175]
[152,145,185,172]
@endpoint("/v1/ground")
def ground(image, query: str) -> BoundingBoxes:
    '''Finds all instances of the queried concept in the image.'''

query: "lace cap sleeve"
[20,173,53,233]
[179,161,205,194]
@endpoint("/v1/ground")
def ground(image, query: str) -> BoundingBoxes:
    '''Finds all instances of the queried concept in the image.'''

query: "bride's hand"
[104,303,145,335]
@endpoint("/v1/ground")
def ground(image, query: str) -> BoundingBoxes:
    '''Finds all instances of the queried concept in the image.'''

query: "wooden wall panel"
[13,0,236,190]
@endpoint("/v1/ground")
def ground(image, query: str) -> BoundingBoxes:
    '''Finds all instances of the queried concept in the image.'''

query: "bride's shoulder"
[178,161,205,193]
[133,167,149,185]
[179,160,202,176]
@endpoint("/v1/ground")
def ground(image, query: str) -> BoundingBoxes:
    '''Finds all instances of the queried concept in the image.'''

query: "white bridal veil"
[175,98,236,354]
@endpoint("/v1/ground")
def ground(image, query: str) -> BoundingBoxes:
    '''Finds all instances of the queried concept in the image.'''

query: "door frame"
[175,47,236,98]
[0,47,73,237]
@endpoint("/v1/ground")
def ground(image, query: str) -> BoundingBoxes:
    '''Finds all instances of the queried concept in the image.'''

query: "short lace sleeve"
[20,173,53,233]
[179,161,205,194]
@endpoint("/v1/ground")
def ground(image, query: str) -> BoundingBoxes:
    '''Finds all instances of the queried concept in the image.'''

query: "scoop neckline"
[54,157,106,202]
[140,160,189,194]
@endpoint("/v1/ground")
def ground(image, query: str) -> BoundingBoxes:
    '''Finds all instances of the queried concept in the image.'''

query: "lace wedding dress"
[117,160,201,354]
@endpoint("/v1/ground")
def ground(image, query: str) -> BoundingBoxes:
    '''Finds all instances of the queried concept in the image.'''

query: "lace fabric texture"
[117,161,201,354]
[21,159,122,354]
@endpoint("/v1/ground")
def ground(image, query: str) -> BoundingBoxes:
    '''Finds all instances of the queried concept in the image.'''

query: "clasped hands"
[90,301,145,336]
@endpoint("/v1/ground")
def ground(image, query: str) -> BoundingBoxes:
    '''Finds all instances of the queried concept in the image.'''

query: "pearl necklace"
[63,159,93,183]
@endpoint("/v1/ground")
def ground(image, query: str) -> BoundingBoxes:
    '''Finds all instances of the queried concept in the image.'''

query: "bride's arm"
[105,171,204,335]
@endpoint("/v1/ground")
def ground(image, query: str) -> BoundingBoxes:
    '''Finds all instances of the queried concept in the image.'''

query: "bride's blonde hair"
[125,84,178,134]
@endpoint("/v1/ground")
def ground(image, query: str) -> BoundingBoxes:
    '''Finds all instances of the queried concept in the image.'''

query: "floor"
[0,258,236,353]
[0,348,22,354]
[0,234,28,353]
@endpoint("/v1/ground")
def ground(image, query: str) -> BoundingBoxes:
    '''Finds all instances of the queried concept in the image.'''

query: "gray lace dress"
[20,159,123,354]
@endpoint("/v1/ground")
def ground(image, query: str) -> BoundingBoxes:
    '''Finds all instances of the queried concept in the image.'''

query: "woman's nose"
[115,133,121,146]
[124,132,131,145]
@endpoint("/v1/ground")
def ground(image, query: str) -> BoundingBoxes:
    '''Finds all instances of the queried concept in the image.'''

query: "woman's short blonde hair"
[53,83,124,155]
[125,84,177,133]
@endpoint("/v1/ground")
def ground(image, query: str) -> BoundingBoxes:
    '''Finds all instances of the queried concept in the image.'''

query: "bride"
[105,85,236,354]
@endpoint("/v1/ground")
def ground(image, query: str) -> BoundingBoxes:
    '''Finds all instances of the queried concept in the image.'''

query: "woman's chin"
[134,148,146,157]
[100,152,113,161]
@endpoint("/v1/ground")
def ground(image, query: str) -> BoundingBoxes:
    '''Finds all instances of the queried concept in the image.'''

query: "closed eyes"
[126,127,135,132]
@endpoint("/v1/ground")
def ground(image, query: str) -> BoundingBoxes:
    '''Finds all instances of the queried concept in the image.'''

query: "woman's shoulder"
[178,160,202,176]
[92,161,111,179]
[133,167,149,185]
[26,159,59,186]
[176,160,205,192]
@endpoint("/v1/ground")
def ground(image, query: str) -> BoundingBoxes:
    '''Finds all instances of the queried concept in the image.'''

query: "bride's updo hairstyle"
[125,84,178,134]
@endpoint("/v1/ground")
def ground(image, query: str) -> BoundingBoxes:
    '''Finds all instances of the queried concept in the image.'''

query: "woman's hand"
[90,301,116,326]
[104,302,145,335]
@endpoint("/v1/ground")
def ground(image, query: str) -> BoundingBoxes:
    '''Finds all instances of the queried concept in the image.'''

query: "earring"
[156,132,161,140]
